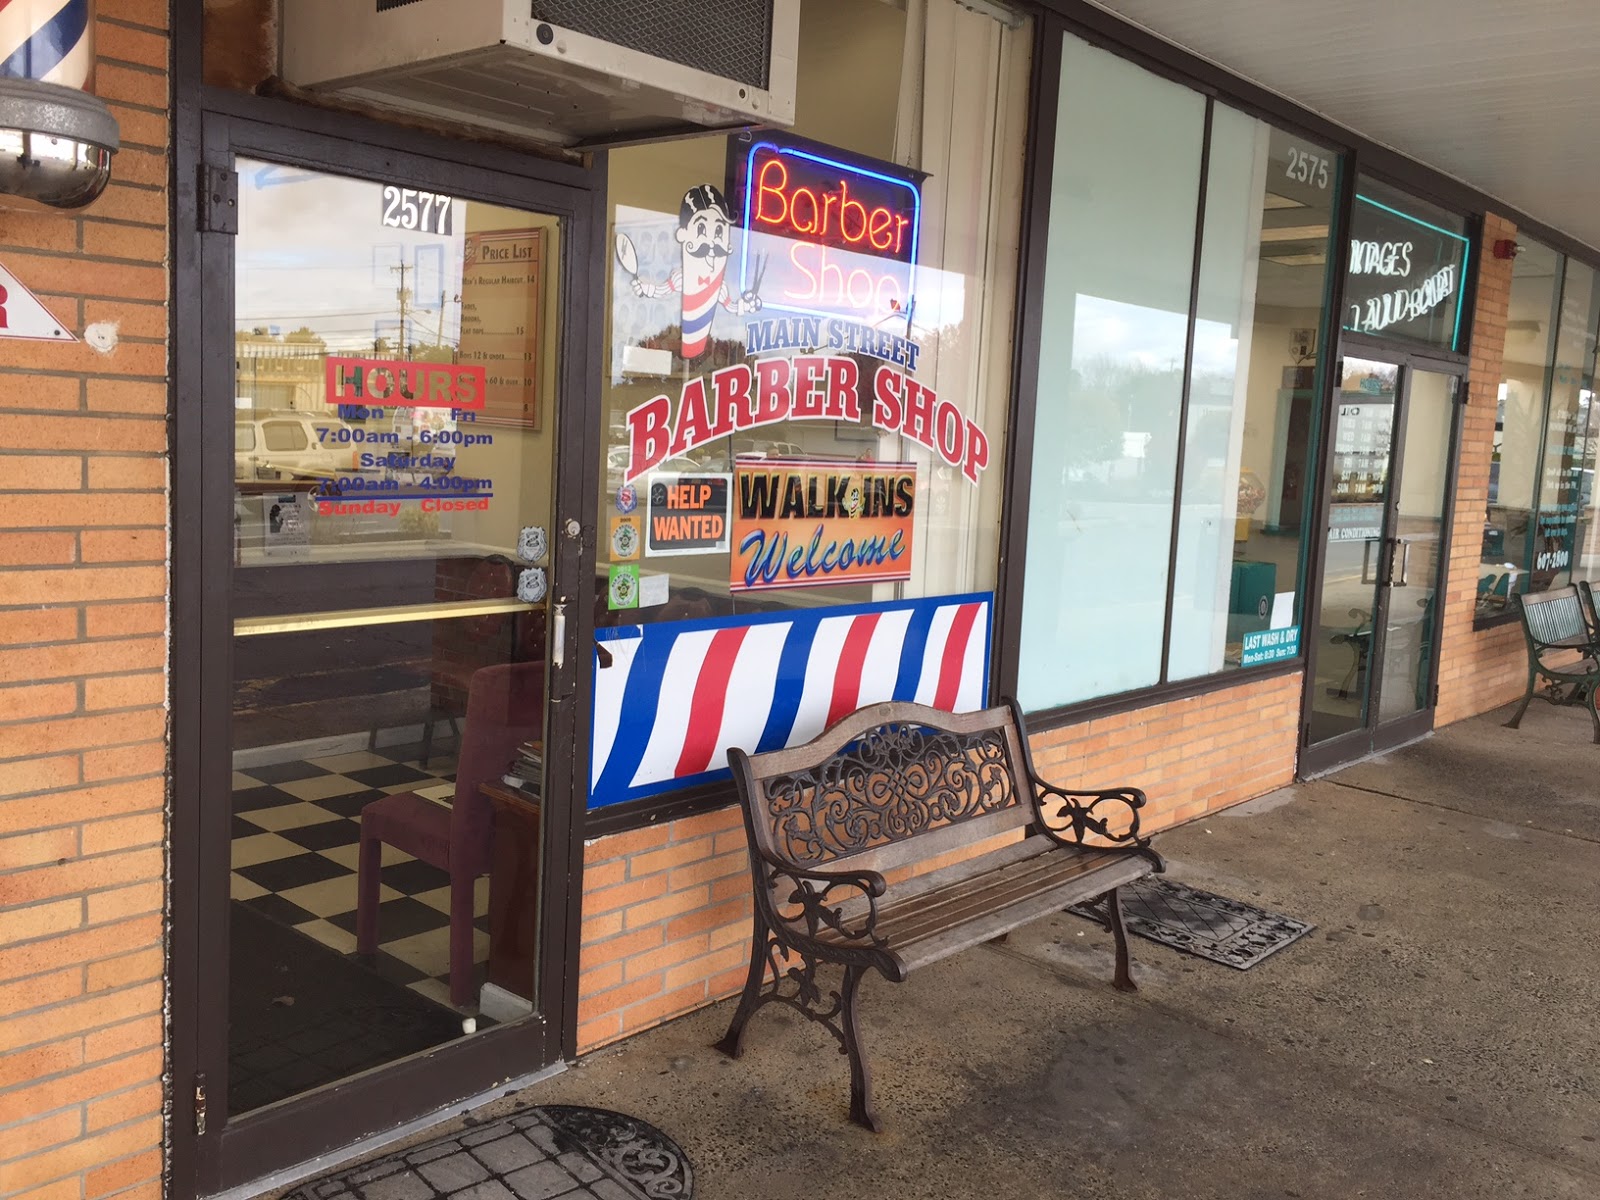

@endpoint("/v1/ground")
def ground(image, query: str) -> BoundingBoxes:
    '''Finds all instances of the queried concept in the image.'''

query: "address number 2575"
[1284,147,1330,191]
[381,186,454,235]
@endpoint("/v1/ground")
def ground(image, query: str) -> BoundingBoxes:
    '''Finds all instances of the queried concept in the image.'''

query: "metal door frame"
[1299,335,1466,776]
[170,92,605,1198]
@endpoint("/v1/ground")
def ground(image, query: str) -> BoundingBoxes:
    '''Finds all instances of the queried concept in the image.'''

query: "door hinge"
[193,1073,207,1135]
[1431,683,1440,708]
[199,165,238,235]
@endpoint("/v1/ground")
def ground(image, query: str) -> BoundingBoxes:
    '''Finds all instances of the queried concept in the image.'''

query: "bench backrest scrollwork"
[731,702,1034,883]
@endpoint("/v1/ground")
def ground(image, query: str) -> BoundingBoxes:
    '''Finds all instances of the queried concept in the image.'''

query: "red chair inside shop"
[357,660,544,1008]
[414,554,523,766]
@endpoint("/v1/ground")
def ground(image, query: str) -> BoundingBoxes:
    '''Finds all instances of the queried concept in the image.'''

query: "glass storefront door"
[180,126,597,1196]
[1302,351,1461,772]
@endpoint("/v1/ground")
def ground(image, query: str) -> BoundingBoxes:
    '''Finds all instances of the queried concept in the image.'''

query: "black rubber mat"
[1073,876,1315,970]
[287,1106,693,1200]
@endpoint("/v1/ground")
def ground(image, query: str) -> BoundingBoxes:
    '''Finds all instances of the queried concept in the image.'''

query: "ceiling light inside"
[1259,224,1329,243]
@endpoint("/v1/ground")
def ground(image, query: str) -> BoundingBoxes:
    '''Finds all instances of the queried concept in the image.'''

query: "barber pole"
[591,594,992,807]
[0,0,94,89]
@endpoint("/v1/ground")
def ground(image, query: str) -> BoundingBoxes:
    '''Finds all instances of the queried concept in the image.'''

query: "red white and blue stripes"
[0,0,94,88]
[591,594,991,808]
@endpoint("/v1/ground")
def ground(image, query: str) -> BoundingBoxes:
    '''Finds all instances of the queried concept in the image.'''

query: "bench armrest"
[1028,777,1163,869]
[755,850,890,950]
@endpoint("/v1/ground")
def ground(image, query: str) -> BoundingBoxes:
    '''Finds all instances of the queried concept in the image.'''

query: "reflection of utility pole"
[435,291,456,355]
[391,262,413,357]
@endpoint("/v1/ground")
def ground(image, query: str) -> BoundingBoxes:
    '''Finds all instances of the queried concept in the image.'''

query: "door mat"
[1072,876,1315,970]
[286,1107,692,1200]
[229,902,464,1116]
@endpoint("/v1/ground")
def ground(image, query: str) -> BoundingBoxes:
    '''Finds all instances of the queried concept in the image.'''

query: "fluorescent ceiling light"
[1263,193,1305,210]
[1265,253,1326,267]
[1259,224,1329,243]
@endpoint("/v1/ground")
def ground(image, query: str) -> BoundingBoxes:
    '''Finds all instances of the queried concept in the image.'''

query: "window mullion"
[1158,97,1215,684]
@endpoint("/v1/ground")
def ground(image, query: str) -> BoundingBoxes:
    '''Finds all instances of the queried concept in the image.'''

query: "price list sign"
[459,229,545,429]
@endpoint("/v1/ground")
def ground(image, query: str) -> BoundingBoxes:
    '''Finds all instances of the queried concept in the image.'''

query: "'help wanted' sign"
[647,473,732,558]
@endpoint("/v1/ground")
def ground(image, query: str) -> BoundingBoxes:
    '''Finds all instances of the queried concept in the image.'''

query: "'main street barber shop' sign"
[731,458,915,592]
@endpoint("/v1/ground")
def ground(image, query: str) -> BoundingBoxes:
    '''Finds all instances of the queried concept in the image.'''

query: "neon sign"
[728,134,922,329]
[1342,193,1471,351]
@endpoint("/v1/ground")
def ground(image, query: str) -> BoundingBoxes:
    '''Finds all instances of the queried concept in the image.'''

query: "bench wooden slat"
[817,837,1144,974]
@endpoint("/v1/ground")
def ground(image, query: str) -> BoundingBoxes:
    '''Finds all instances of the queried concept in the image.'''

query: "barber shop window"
[1479,239,1600,615]
[1016,32,1341,712]
[591,0,1032,810]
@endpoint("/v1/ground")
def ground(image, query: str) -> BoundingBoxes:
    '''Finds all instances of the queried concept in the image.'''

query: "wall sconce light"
[1493,239,1520,260]
[0,1,121,211]
[0,78,120,209]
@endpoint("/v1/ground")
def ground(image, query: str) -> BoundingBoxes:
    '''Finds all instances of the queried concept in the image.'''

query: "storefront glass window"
[1479,240,1600,612]
[1534,261,1600,591]
[590,0,1032,808]
[1481,239,1561,610]
[1017,33,1341,712]
[1168,112,1339,682]
[1015,34,1203,707]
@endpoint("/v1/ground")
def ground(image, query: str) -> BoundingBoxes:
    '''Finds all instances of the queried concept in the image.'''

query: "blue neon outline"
[738,140,921,336]
[1345,192,1472,352]
[588,591,993,809]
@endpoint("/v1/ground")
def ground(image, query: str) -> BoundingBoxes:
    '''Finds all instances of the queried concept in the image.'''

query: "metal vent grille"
[532,0,773,89]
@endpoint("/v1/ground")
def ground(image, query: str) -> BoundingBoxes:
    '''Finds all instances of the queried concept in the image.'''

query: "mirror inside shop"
[227,160,554,1116]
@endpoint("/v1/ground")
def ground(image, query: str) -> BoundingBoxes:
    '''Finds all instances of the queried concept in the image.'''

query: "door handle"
[1361,538,1380,585]
[551,601,565,671]
[1396,539,1412,587]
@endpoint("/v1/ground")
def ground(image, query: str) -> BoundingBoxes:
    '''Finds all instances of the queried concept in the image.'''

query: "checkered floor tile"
[231,743,490,1010]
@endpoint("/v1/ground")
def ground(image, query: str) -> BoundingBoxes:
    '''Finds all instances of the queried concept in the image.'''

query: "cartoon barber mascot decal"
[616,184,764,362]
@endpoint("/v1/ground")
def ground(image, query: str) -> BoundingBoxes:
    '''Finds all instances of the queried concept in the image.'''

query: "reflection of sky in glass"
[236,160,466,353]
[1073,293,1237,378]
[1073,294,1189,373]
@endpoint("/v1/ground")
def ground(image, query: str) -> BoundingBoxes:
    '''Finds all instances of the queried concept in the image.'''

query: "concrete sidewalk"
[345,701,1600,1199]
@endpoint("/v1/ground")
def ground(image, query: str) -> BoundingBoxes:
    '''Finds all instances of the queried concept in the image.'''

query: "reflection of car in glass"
[732,438,803,460]
[606,447,720,493]
[235,411,359,482]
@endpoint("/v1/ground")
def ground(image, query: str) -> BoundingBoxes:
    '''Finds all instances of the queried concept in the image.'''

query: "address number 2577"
[1284,147,1330,191]
[381,186,454,235]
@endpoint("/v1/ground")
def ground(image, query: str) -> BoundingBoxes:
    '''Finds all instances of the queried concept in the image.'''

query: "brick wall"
[574,670,1302,1053]
[576,809,753,1052]
[1434,214,1525,727]
[0,6,171,1200]
[1025,671,1303,827]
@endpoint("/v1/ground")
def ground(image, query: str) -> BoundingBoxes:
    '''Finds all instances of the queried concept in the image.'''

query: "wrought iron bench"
[1506,584,1600,743]
[715,699,1163,1130]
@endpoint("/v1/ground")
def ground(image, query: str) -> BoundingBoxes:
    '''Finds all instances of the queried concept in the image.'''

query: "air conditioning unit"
[281,0,800,149]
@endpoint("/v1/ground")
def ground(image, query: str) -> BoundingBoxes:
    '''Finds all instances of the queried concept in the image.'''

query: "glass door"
[1303,352,1461,772]
[179,127,597,1196]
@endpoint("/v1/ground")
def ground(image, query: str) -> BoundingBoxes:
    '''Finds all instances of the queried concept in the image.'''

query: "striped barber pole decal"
[590,593,991,809]
[0,0,93,88]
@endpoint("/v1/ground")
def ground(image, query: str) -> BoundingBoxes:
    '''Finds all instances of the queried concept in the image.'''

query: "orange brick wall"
[574,670,1302,1053]
[576,809,753,1052]
[0,7,171,1200]
[1025,671,1303,827]
[1434,214,1526,727]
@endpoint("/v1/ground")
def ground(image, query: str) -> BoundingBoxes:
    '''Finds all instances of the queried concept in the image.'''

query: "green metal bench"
[1505,584,1600,743]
